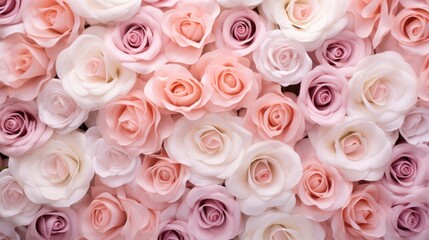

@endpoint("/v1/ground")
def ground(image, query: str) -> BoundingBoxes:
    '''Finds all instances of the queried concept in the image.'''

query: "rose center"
[14,51,32,74]
[340,132,367,160]
[365,79,389,105]
[0,0,16,15]
[198,129,223,154]
[85,57,109,82]
[179,19,204,43]
[250,159,272,185]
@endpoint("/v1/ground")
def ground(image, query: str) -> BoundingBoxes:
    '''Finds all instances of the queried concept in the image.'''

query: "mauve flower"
[400,104,429,145]
[0,0,21,25]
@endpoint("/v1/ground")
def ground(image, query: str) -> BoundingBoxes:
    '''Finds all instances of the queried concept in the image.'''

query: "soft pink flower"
[157,203,195,240]
[161,0,220,64]
[400,104,429,145]
[0,218,20,240]
[0,0,21,25]
[418,56,429,103]
[142,0,179,8]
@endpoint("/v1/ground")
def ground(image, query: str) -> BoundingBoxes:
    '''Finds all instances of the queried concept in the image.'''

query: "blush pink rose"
[331,184,391,240]
[0,33,55,101]
[191,50,261,112]
[297,65,348,127]
[144,64,210,120]
[105,5,168,74]
[177,185,242,240]
[213,6,267,56]
[142,0,179,8]
[418,56,429,104]
[400,104,429,145]
[161,0,220,64]
[0,99,53,157]
[0,0,21,25]
[244,92,305,146]
[97,90,174,155]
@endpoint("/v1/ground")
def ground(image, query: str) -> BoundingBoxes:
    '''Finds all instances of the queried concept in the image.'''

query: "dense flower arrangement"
[0,0,429,239]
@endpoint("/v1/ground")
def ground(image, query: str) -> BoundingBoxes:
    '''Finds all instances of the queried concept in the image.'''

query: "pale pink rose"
[104,6,168,74]
[213,7,266,56]
[177,185,242,240]
[225,141,302,215]
[0,218,20,240]
[136,150,190,203]
[97,90,174,155]
[391,6,429,55]
[0,83,6,104]
[191,50,261,112]
[0,0,21,25]
[0,99,53,157]
[349,0,400,47]
[400,0,429,6]
[144,64,210,120]
[216,0,262,8]
[244,92,305,146]
[297,65,348,127]
[161,0,220,64]
[142,0,179,8]
[157,203,195,240]
[331,184,390,240]
[21,0,84,55]
[314,30,372,78]
[0,169,40,226]
[240,210,325,240]
[86,127,140,188]
[0,33,55,101]
[418,56,429,103]
[253,30,312,86]
[26,206,78,240]
[294,139,352,222]
[400,104,429,145]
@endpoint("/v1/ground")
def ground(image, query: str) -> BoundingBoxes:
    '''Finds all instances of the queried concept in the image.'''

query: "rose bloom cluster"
[1,0,429,239]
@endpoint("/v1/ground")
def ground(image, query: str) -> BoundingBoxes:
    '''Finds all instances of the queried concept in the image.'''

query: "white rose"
[67,0,141,24]
[216,0,262,8]
[37,79,89,135]
[0,169,40,226]
[240,210,325,240]
[86,127,140,188]
[225,141,302,215]
[348,51,418,132]
[261,0,349,50]
[56,26,136,111]
[8,131,94,207]
[308,118,394,181]
[164,113,252,186]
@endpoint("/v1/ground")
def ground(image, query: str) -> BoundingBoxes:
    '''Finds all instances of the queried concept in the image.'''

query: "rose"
[157,219,194,240]
[86,127,141,188]
[0,98,53,157]
[165,113,252,186]
[56,26,136,110]
[226,141,302,215]
[104,5,168,74]
[331,184,390,240]
[21,0,83,52]
[97,90,174,155]
[297,65,348,126]
[253,30,312,86]
[391,6,429,56]
[67,0,141,24]
[141,0,179,8]
[308,118,394,181]
[294,138,352,222]
[240,210,325,240]
[0,169,40,226]
[0,33,55,101]
[191,50,261,112]
[382,143,429,198]
[144,64,210,120]
[0,218,20,240]
[216,0,262,8]
[161,0,220,64]
[243,92,305,146]
[400,104,429,145]
[314,30,372,78]
[213,6,266,56]
[418,56,429,103]
[136,150,190,203]
[37,78,89,135]
[26,207,79,240]
[261,0,349,50]
[0,0,21,25]
[177,185,242,240]
[348,51,418,131]
[8,131,94,207]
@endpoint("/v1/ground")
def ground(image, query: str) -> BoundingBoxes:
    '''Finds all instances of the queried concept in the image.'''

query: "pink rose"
[294,139,352,222]
[0,218,20,240]
[26,207,79,240]
[0,33,55,101]
[0,0,21,25]
[331,184,390,240]
[97,90,174,155]
[157,203,194,240]
[144,64,210,120]
[314,30,372,78]
[244,92,305,146]
[297,65,348,127]
[142,0,179,8]
[400,104,429,145]
[105,6,168,74]
[213,6,267,56]
[0,99,53,157]
[418,56,429,104]
[177,185,242,240]
[191,50,261,112]
[161,0,220,64]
